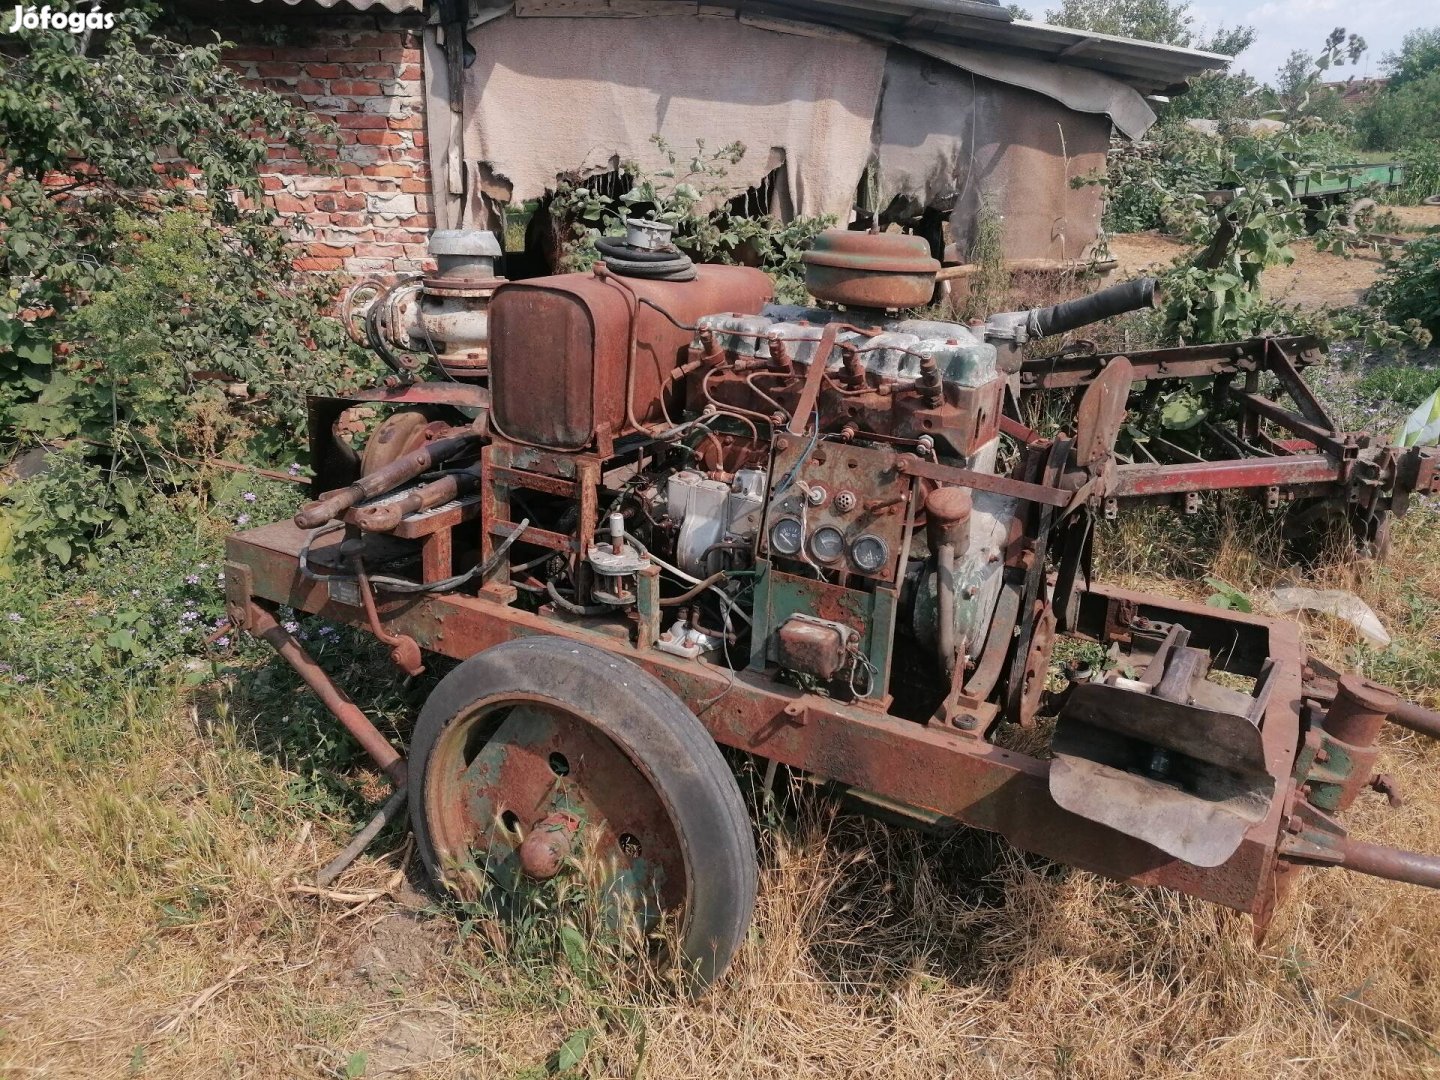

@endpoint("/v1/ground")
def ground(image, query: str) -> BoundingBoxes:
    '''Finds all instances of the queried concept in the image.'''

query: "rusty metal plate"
[1051,680,1276,867]
[761,438,912,582]
[425,699,684,922]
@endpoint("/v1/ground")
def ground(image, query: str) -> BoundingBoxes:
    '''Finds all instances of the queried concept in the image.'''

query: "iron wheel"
[408,637,757,989]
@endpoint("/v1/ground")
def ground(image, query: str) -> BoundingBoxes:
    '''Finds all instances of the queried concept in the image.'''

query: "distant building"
[1320,77,1389,107]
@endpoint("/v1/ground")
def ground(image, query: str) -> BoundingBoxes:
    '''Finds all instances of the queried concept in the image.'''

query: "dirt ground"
[1109,203,1440,308]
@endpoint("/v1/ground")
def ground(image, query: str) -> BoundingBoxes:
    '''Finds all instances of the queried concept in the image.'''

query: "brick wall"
[218,12,433,279]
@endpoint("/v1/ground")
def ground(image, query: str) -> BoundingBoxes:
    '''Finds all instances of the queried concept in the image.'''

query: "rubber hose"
[1029,276,1158,338]
[602,253,697,281]
[596,236,684,263]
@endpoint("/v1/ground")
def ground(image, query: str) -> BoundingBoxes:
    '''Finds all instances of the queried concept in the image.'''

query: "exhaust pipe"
[986,276,1160,346]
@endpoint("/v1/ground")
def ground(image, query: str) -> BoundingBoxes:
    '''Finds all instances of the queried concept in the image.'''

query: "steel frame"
[225,519,1308,915]
[1016,336,1440,526]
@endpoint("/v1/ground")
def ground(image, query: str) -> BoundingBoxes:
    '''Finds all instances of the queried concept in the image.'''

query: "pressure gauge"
[809,526,845,564]
[850,534,890,574]
[769,517,803,556]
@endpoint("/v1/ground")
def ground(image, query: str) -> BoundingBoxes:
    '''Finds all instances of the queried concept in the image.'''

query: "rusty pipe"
[1391,699,1440,741]
[1338,837,1440,889]
[352,463,481,533]
[1303,663,1440,741]
[1323,674,1396,746]
[245,600,408,786]
[294,429,480,529]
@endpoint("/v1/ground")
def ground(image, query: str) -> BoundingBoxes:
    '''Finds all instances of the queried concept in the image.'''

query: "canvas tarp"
[872,49,1111,261]
[456,12,887,227]
[430,8,1147,260]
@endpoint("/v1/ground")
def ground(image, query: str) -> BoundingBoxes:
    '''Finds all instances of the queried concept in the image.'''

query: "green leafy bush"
[59,211,372,463]
[0,443,140,572]
[1090,125,1221,234]
[549,137,835,303]
[1397,141,1440,203]
[1357,70,1440,151]
[1367,232,1440,338]
[0,10,376,466]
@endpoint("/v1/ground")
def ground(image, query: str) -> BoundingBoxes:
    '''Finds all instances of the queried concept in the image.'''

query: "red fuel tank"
[488,264,773,452]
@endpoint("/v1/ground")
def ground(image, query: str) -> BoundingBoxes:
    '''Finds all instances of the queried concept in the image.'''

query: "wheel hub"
[426,697,686,925]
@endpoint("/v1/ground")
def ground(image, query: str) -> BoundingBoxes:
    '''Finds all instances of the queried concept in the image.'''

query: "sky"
[1186,0,1436,84]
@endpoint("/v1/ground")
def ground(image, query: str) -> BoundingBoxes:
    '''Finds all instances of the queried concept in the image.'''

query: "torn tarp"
[457,12,886,227]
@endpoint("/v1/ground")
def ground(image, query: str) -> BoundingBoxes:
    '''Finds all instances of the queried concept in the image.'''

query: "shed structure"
[214,0,1227,274]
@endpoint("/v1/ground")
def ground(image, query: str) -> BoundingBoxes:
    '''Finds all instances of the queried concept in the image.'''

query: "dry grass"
[3,506,1439,1078]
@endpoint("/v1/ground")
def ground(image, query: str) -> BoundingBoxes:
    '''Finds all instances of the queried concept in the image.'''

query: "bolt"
[953,713,979,730]
[1285,815,1304,834]
[1314,748,1329,764]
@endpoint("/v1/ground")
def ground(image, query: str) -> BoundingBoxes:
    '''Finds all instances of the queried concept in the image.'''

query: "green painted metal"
[1296,163,1405,198]
[747,558,898,700]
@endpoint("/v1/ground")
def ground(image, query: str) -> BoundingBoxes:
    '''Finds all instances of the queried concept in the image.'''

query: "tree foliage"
[1042,0,1252,54]
[1357,29,1440,151]
[1382,27,1440,90]
[0,6,374,468]
[1267,28,1367,127]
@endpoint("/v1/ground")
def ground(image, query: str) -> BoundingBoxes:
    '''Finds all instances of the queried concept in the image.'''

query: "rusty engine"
[227,223,1440,987]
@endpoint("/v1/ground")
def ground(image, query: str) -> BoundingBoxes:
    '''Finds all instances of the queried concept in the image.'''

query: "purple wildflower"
[185,574,200,585]
[283,620,300,634]
[243,492,257,503]
[287,462,302,476]
[130,589,141,598]
[236,514,250,526]
[6,613,21,623]
[181,611,201,623]
[216,636,231,647]
[14,674,27,684]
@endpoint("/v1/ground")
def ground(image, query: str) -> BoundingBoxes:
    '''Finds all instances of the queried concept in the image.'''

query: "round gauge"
[809,525,845,563]
[769,517,803,556]
[850,534,890,574]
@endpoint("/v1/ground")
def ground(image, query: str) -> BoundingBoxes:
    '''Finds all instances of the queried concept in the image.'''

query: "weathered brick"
[356,130,404,146]
[295,257,343,271]
[347,258,400,274]
[307,243,356,258]
[350,32,405,48]
[304,63,343,79]
[224,46,273,62]
[331,79,384,97]
[282,48,334,63]
[366,192,417,216]
[295,78,327,96]
[362,97,414,118]
[272,193,311,213]
[327,48,380,63]
[397,64,423,80]
[255,61,301,78]
[354,242,404,257]
[399,178,431,193]
[313,191,369,212]
[336,113,389,129]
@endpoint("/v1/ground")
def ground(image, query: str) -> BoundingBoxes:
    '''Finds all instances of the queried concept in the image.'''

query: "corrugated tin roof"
[740,0,1230,94]
[218,0,424,11]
